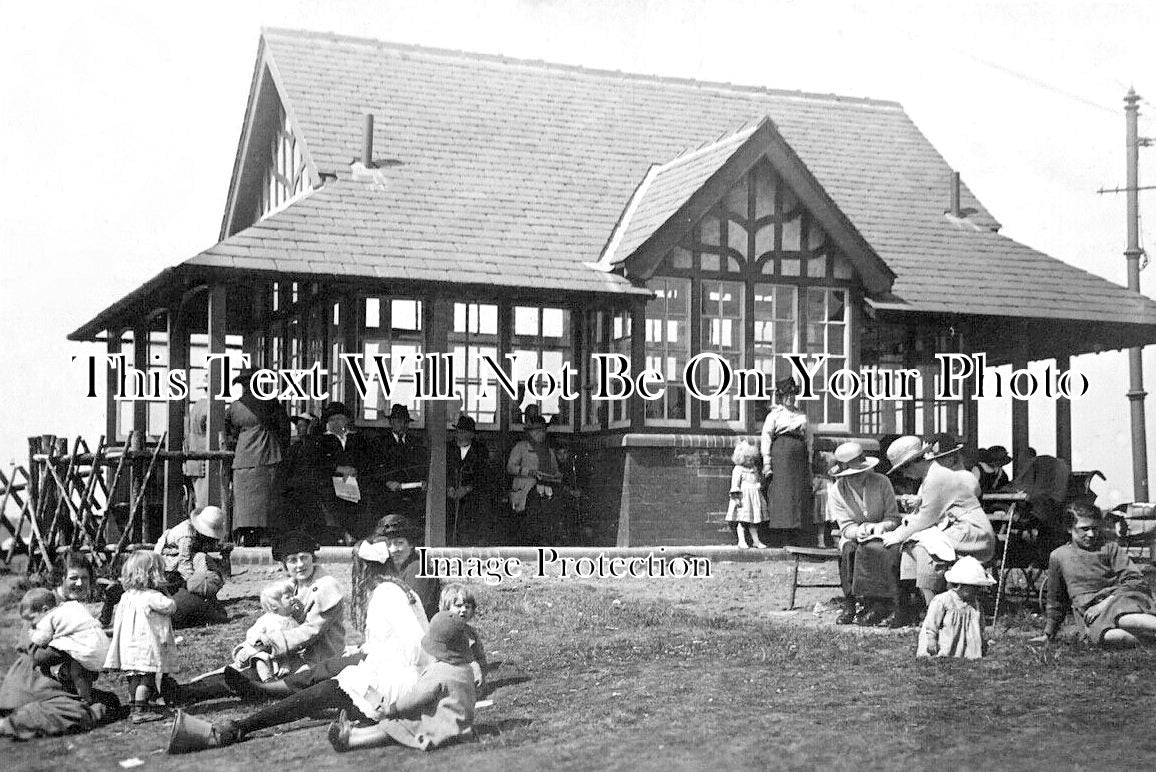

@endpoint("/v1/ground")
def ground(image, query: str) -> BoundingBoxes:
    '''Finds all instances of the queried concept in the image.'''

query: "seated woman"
[169,530,345,704]
[0,586,121,739]
[507,414,573,546]
[826,442,903,627]
[351,515,440,631]
[169,577,428,752]
[881,433,997,607]
[292,402,372,544]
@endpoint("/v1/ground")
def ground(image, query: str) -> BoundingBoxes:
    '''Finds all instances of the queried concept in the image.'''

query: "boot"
[224,667,291,700]
[856,600,890,627]
[327,709,353,753]
[835,597,858,625]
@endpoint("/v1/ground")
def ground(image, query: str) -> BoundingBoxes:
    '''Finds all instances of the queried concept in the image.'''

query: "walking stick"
[992,499,1019,629]
[451,462,462,545]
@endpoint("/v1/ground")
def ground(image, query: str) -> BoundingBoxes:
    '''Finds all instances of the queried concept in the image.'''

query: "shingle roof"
[246,28,1156,328]
[186,178,645,295]
[598,124,759,267]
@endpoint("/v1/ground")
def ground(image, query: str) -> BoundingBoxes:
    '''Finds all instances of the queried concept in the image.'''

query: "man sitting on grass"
[1034,502,1156,647]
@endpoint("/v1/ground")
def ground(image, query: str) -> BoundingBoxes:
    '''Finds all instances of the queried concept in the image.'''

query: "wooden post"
[1055,354,1073,464]
[128,431,143,544]
[961,332,979,449]
[424,295,451,548]
[629,299,646,430]
[1011,358,1031,477]
[164,304,189,529]
[106,331,122,444]
[132,325,149,439]
[206,284,228,515]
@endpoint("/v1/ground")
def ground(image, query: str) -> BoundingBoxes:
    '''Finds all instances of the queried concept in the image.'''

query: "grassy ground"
[2,557,1155,771]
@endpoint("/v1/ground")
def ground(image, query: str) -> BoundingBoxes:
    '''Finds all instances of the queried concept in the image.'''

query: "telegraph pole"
[1125,89,1149,501]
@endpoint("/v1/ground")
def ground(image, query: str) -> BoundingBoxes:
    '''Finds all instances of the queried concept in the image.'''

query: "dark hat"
[924,432,964,462]
[372,513,420,540]
[524,414,548,430]
[387,404,412,421]
[985,445,1012,468]
[270,530,319,562]
[421,610,474,665]
[775,376,800,397]
[452,415,477,432]
[320,402,353,424]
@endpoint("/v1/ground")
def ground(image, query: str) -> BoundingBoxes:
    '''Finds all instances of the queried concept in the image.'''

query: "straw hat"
[886,436,927,476]
[189,506,227,540]
[828,441,879,478]
[943,555,996,586]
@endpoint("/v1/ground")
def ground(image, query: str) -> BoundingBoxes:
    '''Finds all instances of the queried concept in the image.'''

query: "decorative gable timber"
[220,35,322,240]
[597,117,895,296]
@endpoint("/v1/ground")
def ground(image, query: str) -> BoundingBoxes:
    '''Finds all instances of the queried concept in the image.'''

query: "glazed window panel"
[700,280,744,424]
[801,287,849,429]
[449,302,499,427]
[644,277,691,424]
[511,305,572,427]
[359,295,425,426]
[259,105,311,220]
[753,283,798,387]
[582,310,610,429]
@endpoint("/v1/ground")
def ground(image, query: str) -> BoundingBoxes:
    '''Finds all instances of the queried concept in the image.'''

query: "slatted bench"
[783,545,842,610]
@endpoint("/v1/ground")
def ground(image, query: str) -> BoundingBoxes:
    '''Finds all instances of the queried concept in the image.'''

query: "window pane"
[514,306,538,336]
[365,298,380,328]
[392,300,421,331]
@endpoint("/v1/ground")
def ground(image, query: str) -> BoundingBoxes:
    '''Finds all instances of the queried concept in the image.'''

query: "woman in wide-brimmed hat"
[759,377,815,546]
[826,442,905,626]
[506,414,571,545]
[881,433,996,606]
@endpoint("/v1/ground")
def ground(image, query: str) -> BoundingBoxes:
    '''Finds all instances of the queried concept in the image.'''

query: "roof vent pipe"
[949,171,961,217]
[363,113,374,168]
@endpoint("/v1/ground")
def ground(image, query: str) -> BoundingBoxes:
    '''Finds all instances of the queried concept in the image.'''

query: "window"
[259,105,311,220]
[510,305,572,427]
[610,310,632,426]
[450,302,499,427]
[581,310,610,429]
[802,287,849,428]
[360,297,424,425]
[699,280,744,425]
[644,278,691,424]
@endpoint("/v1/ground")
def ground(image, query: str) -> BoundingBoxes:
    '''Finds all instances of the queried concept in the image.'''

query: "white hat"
[189,505,227,540]
[943,556,995,587]
[828,442,879,478]
[886,436,928,476]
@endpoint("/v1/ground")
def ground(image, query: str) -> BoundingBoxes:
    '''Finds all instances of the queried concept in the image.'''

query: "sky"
[2,0,1156,507]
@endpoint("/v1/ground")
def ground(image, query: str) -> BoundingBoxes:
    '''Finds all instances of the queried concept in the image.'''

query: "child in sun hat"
[327,609,478,753]
[725,439,768,549]
[916,555,994,659]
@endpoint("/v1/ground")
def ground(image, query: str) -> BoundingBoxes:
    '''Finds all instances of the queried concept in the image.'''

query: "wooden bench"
[783,545,842,610]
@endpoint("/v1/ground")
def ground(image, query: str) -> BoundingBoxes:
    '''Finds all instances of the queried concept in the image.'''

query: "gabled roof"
[596,117,895,294]
[71,27,1156,340]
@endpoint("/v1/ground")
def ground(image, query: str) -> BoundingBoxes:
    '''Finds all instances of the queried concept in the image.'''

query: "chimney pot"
[363,114,374,168]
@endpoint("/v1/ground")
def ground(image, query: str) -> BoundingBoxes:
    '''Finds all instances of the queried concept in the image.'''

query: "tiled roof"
[598,124,758,267]
[245,28,1156,328]
[186,178,645,295]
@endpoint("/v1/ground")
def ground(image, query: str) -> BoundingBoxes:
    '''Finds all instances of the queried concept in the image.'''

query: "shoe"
[835,599,858,625]
[880,608,909,629]
[856,603,890,627]
[131,703,167,724]
[222,667,262,701]
[327,709,352,753]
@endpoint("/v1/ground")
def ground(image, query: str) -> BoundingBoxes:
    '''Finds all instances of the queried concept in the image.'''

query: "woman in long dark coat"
[759,377,814,546]
[226,374,291,544]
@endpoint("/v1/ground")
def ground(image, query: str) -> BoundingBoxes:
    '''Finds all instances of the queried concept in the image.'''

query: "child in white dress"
[103,551,176,722]
[916,556,994,659]
[726,439,768,548]
[232,579,304,681]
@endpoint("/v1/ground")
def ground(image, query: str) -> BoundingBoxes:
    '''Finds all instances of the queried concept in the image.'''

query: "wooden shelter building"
[69,29,1156,546]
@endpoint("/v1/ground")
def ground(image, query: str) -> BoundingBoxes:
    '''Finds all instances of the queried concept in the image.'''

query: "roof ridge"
[259,26,904,110]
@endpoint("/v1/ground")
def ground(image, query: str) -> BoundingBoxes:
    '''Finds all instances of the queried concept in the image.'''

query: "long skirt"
[233,464,284,530]
[767,434,809,529]
[840,540,902,600]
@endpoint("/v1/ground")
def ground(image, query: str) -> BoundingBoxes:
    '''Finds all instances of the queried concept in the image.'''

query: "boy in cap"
[327,609,478,752]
